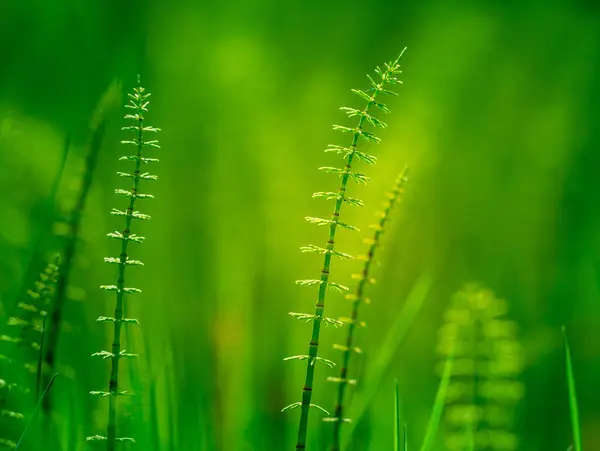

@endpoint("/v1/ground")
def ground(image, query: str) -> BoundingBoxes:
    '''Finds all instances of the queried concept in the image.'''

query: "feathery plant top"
[87,76,160,449]
[436,283,524,451]
[326,168,409,451]
[283,50,406,450]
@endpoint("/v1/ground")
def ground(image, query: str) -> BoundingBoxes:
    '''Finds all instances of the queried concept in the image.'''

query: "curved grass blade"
[394,379,400,451]
[344,273,432,447]
[562,326,582,451]
[418,347,454,451]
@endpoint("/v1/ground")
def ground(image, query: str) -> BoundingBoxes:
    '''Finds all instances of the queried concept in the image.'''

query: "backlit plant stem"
[87,76,160,450]
[106,134,141,447]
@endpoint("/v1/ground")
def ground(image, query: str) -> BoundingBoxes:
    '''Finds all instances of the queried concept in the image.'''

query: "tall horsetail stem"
[327,169,408,451]
[282,50,406,450]
[86,76,160,449]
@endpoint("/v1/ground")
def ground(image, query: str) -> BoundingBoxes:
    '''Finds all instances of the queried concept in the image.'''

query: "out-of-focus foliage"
[436,284,524,450]
[0,1,599,450]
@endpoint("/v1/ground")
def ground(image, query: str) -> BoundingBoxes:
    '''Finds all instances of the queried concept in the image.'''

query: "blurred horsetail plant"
[325,169,408,451]
[0,256,60,449]
[86,76,160,450]
[44,123,105,396]
[282,50,406,450]
[435,284,524,451]
[12,135,69,317]
[44,78,121,395]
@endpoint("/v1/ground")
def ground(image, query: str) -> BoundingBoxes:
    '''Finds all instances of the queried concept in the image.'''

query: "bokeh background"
[1,0,599,450]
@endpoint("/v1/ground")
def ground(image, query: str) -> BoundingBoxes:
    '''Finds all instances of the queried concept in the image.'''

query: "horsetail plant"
[86,76,160,450]
[325,168,408,451]
[0,256,60,449]
[436,284,524,451]
[282,50,406,450]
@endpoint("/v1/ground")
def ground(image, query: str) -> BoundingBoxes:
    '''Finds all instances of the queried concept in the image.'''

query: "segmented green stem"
[87,76,160,450]
[284,50,406,450]
[328,169,408,450]
[107,107,146,448]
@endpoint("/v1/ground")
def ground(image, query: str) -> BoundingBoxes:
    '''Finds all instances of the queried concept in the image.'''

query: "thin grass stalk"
[14,373,57,450]
[35,317,46,401]
[418,346,454,451]
[282,50,406,450]
[394,379,400,451]
[33,256,60,399]
[343,273,432,447]
[86,75,160,450]
[327,169,408,450]
[562,326,582,451]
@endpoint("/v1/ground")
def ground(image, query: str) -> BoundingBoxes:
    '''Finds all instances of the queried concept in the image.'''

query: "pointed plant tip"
[394,47,408,63]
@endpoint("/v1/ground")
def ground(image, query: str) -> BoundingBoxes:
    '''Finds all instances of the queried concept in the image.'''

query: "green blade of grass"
[15,373,58,450]
[344,273,433,448]
[394,379,400,451]
[419,346,454,451]
[562,326,582,451]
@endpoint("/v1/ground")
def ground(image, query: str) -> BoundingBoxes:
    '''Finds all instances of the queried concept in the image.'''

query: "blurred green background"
[1,0,599,450]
